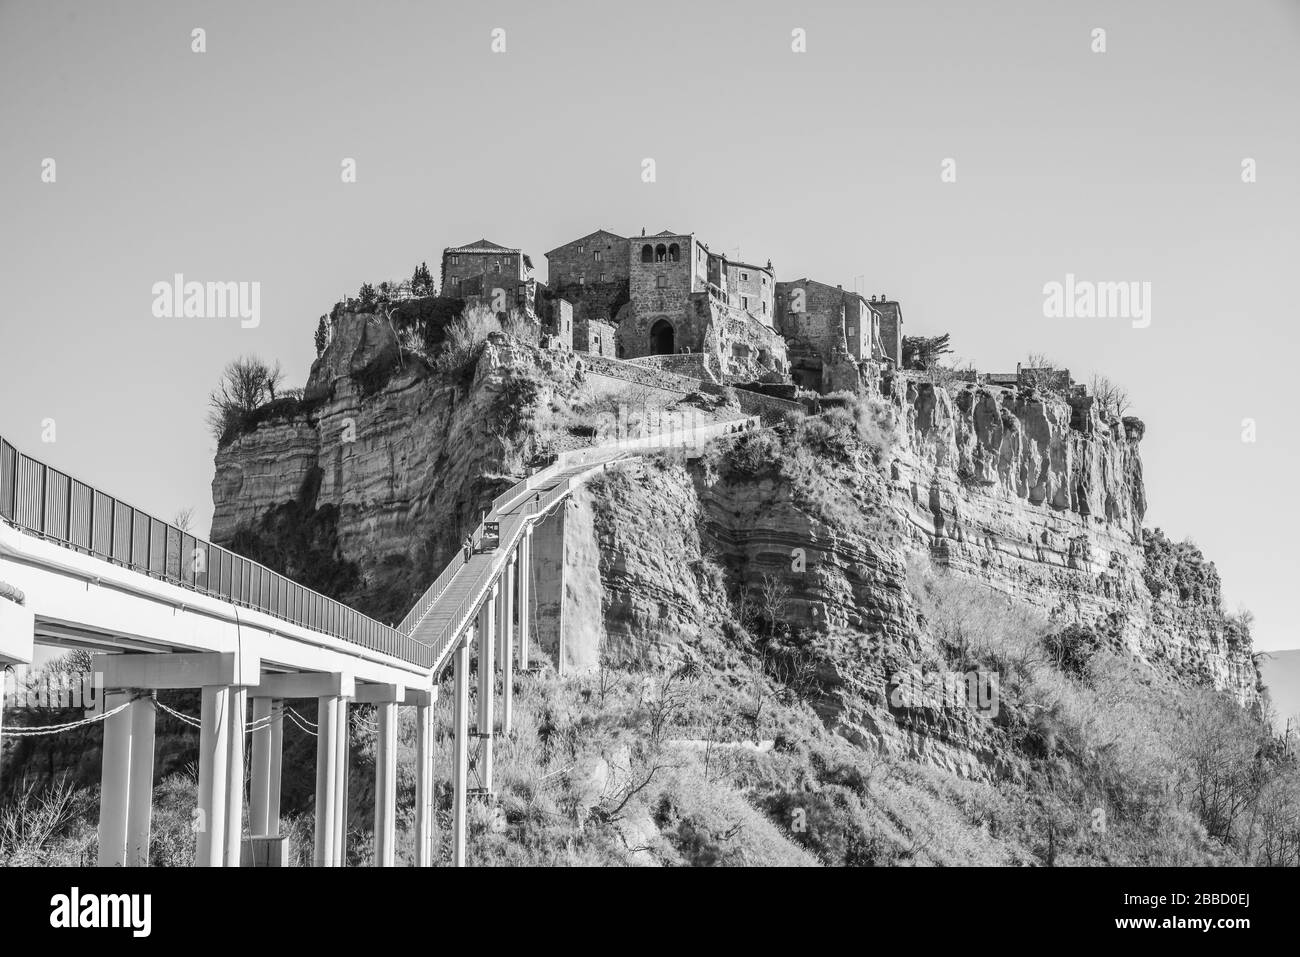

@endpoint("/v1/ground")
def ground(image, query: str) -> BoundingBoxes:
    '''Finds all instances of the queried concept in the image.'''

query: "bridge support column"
[197,685,231,867]
[476,587,497,793]
[314,695,340,867]
[518,531,531,671]
[415,696,435,866]
[333,695,350,865]
[0,602,35,799]
[96,653,259,868]
[125,696,156,866]
[225,688,247,866]
[365,685,403,868]
[97,691,133,867]
[452,632,471,867]
[501,558,515,735]
[249,697,283,837]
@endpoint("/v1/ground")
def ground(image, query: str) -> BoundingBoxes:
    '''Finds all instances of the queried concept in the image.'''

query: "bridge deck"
[408,454,622,674]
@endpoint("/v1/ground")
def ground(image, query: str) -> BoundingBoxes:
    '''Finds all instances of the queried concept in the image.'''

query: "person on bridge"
[463,534,473,564]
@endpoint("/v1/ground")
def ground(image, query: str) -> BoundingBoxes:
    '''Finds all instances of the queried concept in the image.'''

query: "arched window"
[650,318,675,355]
[655,244,667,263]
[641,244,653,263]
[668,243,680,262]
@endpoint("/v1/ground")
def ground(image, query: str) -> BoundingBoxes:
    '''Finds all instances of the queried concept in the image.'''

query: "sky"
[1,0,1297,651]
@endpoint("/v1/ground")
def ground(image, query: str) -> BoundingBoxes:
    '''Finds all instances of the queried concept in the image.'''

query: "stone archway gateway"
[650,318,674,355]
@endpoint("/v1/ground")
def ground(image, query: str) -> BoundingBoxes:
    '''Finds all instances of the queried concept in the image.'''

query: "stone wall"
[545,279,630,331]
[578,353,803,422]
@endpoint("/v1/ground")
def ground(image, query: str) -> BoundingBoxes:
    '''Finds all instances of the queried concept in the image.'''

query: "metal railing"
[0,437,432,669]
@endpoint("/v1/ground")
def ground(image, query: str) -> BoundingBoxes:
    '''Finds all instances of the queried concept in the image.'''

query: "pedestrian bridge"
[0,415,758,867]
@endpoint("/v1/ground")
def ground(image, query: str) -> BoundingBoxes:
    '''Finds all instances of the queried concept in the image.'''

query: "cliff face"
[209,310,584,621]
[886,377,1254,705]
[556,375,1258,780]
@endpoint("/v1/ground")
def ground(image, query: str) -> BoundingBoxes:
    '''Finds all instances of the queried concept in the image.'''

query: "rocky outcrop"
[211,316,1259,785]
[209,310,584,622]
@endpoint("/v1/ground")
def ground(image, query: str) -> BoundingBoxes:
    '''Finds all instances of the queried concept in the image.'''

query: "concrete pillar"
[196,685,231,867]
[518,532,531,671]
[225,687,246,866]
[313,695,339,867]
[452,633,470,868]
[476,587,497,793]
[97,691,133,867]
[501,558,515,735]
[248,697,275,836]
[125,696,155,866]
[0,687,5,797]
[415,701,434,867]
[267,701,283,837]
[373,699,398,867]
[333,696,349,866]
[248,697,284,838]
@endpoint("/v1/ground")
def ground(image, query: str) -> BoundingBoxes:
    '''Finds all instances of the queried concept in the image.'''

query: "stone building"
[867,296,903,367]
[537,225,916,388]
[543,230,631,331]
[773,279,887,392]
[441,239,535,300]
[575,317,617,357]
[620,230,711,357]
[725,260,776,326]
[545,230,630,287]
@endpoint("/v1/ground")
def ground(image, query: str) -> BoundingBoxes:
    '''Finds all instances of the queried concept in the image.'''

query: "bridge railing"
[0,437,433,669]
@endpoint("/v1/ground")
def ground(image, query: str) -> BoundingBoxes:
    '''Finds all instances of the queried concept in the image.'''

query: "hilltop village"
[436,229,904,396]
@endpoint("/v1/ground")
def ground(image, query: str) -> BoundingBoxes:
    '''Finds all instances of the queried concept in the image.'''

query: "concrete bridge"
[0,415,758,867]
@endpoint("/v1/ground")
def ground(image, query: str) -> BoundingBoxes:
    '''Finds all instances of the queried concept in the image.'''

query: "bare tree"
[758,572,792,629]
[1090,374,1131,420]
[206,355,285,442]
[173,508,195,533]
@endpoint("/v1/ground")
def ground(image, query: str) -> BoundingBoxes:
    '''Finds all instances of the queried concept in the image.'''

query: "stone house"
[441,239,535,303]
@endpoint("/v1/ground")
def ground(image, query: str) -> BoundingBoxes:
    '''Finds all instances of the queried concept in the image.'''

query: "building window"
[594,250,601,261]
[742,295,750,310]
[656,275,667,288]
[641,244,653,263]
[762,301,768,314]
[668,243,680,262]
[450,255,459,265]
[579,275,585,285]
[741,271,749,281]
[577,244,584,253]
[495,263,501,273]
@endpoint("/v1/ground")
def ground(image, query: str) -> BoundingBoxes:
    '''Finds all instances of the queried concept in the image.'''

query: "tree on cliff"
[411,261,434,296]
[1090,374,1131,420]
[315,315,330,357]
[206,355,285,443]
[902,333,952,370]
[357,282,378,311]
